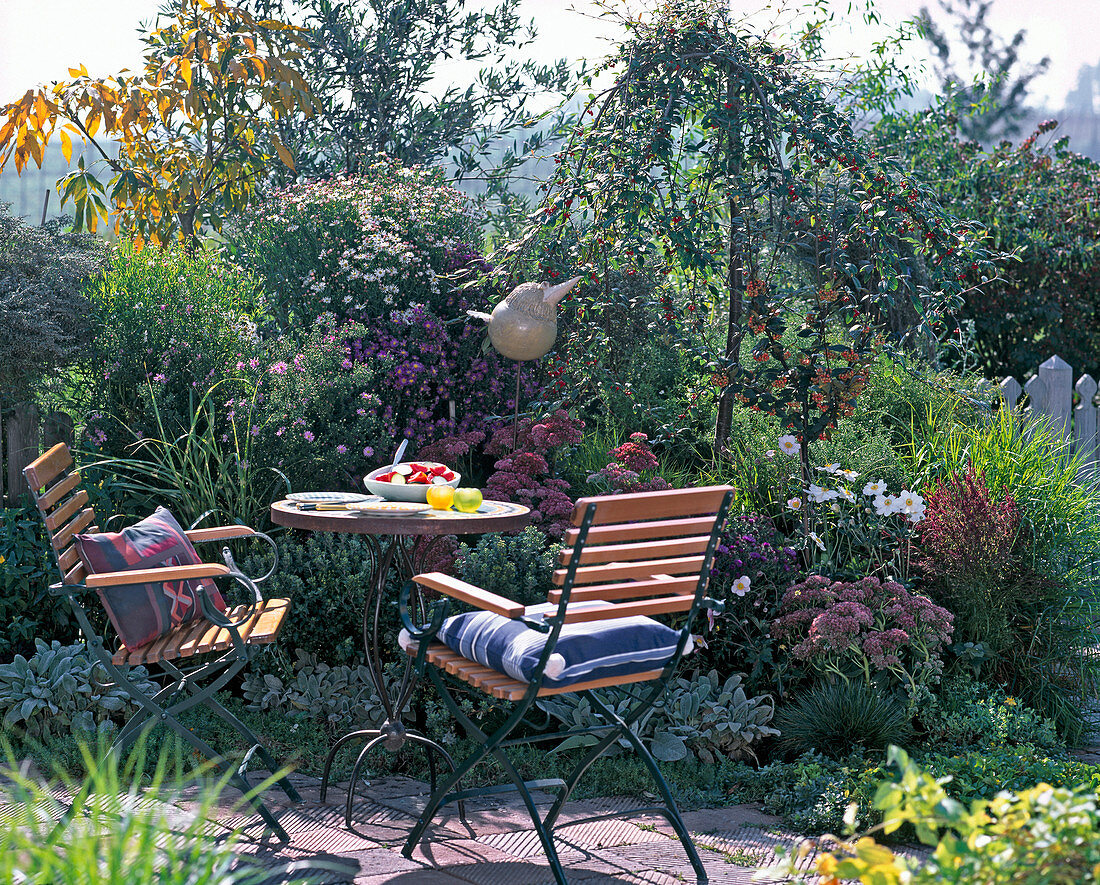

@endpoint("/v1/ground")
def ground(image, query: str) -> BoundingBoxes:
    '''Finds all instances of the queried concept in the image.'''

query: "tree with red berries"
[498,0,990,482]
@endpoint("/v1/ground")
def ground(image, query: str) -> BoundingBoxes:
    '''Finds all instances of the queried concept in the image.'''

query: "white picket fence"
[999,355,1100,471]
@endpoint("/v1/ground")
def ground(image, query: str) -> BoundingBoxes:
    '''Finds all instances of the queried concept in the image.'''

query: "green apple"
[452,487,483,513]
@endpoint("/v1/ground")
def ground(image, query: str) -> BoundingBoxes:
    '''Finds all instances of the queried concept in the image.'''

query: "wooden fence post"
[1075,375,1099,475]
[1038,355,1074,442]
[5,403,40,504]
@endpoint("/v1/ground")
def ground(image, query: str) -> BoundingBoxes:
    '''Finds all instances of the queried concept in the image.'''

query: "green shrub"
[248,316,392,492]
[778,747,1100,885]
[907,409,1100,741]
[84,242,263,449]
[0,203,105,400]
[455,527,560,607]
[227,159,478,330]
[242,650,386,730]
[774,681,913,759]
[242,532,379,667]
[734,741,1100,836]
[917,674,1062,753]
[538,670,778,764]
[0,506,77,659]
[0,640,154,739]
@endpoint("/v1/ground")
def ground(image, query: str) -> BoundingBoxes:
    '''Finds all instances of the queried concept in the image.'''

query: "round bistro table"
[269,498,530,823]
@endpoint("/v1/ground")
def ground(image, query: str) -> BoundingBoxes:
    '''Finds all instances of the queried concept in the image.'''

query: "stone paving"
[195,771,817,884]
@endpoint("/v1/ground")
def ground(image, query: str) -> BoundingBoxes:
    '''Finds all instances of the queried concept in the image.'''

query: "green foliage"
[0,506,77,659]
[507,0,988,458]
[0,640,154,739]
[776,747,1100,885]
[916,674,1062,753]
[907,408,1100,741]
[0,204,104,399]
[773,681,913,759]
[227,160,478,331]
[734,742,1100,837]
[0,738,332,884]
[248,317,392,491]
[241,532,378,666]
[242,650,385,730]
[84,242,263,447]
[91,383,289,529]
[875,107,1100,378]
[538,670,777,764]
[455,527,560,608]
[255,0,576,183]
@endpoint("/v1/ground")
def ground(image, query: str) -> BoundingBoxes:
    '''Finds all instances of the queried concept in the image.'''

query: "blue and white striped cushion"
[431,603,691,688]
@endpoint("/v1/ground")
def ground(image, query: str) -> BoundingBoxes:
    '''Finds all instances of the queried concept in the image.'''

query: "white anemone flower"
[806,485,838,503]
[732,576,752,597]
[787,497,803,511]
[817,463,841,474]
[837,487,856,503]
[777,435,800,457]
[863,478,886,497]
[838,468,860,481]
[900,490,927,524]
[808,531,826,551]
[873,493,901,516]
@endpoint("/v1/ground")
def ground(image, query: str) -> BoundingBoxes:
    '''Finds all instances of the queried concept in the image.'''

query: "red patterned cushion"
[74,507,227,650]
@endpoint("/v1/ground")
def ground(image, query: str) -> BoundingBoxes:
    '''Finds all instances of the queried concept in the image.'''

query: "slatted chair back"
[551,485,734,621]
[21,442,302,842]
[395,484,736,885]
[23,443,98,590]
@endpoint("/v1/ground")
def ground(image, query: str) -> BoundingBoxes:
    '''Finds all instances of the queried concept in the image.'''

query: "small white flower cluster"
[862,479,926,523]
[775,436,926,524]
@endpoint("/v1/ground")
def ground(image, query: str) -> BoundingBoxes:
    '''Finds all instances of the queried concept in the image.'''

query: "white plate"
[347,501,432,516]
[286,491,376,504]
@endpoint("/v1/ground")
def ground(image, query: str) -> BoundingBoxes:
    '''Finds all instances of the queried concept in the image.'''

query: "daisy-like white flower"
[874,493,900,516]
[787,497,803,511]
[838,468,860,481]
[817,463,841,474]
[777,435,800,457]
[837,487,856,503]
[764,450,776,459]
[899,490,927,524]
[732,575,752,597]
[808,531,826,551]
[806,484,832,503]
[863,478,886,497]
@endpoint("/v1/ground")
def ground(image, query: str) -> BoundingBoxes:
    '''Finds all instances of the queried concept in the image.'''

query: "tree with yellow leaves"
[0,0,314,248]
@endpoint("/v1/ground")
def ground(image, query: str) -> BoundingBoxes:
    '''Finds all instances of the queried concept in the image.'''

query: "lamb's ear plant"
[0,735,352,884]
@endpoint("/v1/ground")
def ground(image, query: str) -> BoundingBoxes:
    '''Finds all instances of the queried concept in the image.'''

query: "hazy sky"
[0,1,1094,109]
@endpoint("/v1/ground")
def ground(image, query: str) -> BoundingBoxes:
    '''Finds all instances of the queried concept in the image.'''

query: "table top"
[270,498,531,536]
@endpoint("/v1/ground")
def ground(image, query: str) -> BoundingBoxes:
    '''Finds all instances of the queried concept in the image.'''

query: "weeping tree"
[497,0,990,476]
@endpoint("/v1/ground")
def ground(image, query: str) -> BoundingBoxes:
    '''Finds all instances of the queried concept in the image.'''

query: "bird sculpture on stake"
[469,275,582,448]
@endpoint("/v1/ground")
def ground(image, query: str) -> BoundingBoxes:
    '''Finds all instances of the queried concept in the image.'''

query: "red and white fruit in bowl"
[364,461,461,503]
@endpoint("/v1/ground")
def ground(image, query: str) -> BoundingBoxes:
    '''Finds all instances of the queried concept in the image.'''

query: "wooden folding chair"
[398,485,734,884]
[23,443,301,841]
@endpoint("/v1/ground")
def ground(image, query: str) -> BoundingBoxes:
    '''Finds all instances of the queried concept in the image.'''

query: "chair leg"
[194,689,302,805]
[94,653,293,842]
[401,670,571,884]
[585,692,708,884]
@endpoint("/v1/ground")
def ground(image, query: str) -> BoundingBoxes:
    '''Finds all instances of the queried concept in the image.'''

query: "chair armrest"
[412,572,525,619]
[185,525,256,543]
[84,563,230,588]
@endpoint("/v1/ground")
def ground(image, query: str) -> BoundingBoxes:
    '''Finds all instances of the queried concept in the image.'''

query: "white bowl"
[363,462,462,503]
